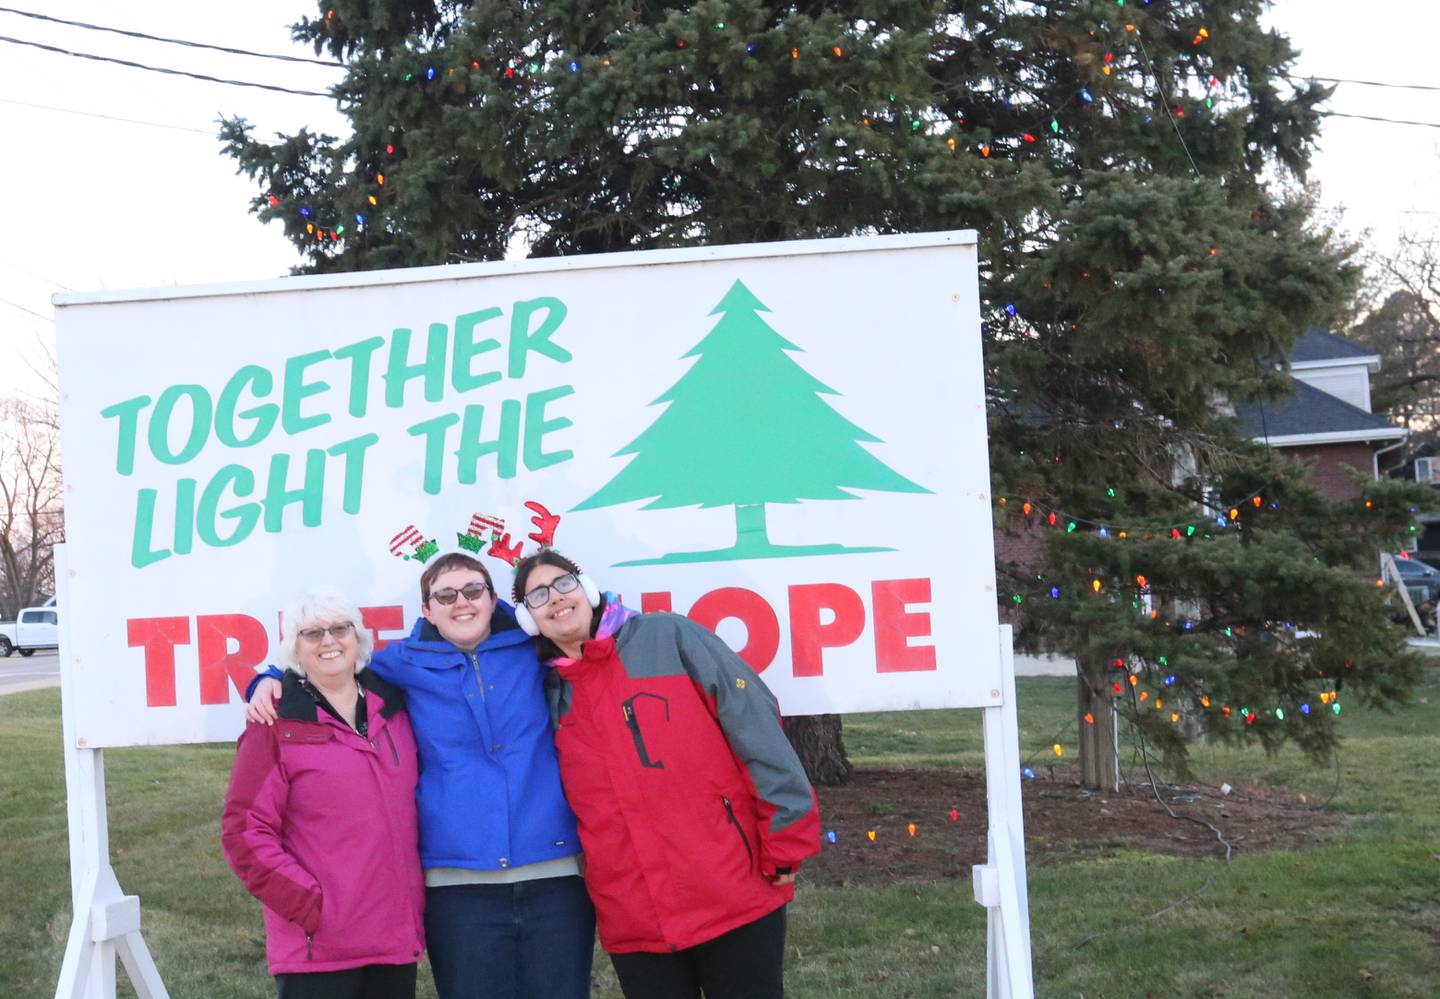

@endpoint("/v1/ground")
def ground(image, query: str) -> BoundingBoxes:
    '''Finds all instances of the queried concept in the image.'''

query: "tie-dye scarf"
[547,592,637,665]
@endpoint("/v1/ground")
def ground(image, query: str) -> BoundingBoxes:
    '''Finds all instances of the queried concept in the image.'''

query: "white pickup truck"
[0,602,59,657]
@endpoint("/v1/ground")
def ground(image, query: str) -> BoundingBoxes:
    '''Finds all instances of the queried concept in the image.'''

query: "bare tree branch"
[0,398,63,618]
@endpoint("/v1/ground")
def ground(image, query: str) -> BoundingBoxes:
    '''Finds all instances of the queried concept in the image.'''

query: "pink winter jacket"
[221,670,425,974]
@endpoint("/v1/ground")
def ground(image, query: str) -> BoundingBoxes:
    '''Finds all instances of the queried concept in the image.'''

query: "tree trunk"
[1076,671,1120,792]
[783,714,852,786]
[735,502,770,545]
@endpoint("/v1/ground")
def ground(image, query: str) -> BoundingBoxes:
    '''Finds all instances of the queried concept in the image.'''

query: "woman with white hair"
[222,592,424,999]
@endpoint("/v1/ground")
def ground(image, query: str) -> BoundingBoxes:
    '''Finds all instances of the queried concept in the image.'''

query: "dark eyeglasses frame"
[297,622,357,644]
[430,582,492,606]
[523,573,581,610]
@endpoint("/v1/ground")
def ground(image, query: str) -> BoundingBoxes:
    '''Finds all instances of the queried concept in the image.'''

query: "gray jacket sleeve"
[665,615,817,835]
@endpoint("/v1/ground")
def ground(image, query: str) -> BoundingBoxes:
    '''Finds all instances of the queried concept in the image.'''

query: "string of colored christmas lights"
[278,10,1229,246]
[995,482,1277,542]
[373,22,1228,162]
[822,806,965,846]
[1023,649,1345,766]
[1061,606,1338,713]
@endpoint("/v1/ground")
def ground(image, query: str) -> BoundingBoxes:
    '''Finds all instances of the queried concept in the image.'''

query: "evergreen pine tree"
[223,1,1429,786]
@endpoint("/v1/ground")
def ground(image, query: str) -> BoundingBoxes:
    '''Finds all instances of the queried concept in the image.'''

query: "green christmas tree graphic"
[575,279,930,565]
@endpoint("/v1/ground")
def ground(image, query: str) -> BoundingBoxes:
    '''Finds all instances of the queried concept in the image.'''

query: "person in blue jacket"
[246,552,594,999]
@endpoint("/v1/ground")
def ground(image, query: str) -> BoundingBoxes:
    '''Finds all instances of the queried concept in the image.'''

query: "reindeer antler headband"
[388,500,562,570]
[454,500,562,568]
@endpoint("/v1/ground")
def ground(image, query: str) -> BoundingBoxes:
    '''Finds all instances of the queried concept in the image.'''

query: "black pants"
[275,962,417,999]
[609,905,787,999]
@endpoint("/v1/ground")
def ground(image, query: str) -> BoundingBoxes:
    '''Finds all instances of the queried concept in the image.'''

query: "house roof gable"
[1233,376,1402,442]
[1290,329,1378,364]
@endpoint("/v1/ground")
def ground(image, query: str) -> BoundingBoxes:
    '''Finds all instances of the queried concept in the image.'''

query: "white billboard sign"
[56,232,998,749]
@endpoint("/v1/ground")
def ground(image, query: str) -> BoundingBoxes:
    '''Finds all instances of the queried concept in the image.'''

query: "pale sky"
[1,1,1435,400]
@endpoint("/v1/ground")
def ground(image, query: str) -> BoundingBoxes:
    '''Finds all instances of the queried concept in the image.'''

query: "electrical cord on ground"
[1068,874,1214,952]
[1018,714,1081,777]
[1119,688,1235,861]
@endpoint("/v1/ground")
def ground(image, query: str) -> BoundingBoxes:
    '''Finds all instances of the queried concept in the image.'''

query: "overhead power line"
[1308,75,1440,94]
[0,296,51,323]
[0,95,214,135]
[0,34,332,97]
[0,5,343,67]
[0,256,70,291]
[1323,110,1440,130]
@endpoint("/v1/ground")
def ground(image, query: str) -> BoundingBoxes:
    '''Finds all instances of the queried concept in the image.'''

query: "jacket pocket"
[722,796,754,866]
[279,722,334,745]
[620,693,669,770]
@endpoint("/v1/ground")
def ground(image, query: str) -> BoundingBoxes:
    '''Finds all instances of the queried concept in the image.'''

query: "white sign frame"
[51,232,1032,998]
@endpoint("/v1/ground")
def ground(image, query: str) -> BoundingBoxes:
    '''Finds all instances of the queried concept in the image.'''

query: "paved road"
[0,649,59,695]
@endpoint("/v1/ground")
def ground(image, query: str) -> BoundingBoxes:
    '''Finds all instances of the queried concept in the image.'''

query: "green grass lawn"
[3,671,1437,998]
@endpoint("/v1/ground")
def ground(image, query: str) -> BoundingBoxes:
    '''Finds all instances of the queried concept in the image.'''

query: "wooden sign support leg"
[52,545,169,999]
[1381,553,1427,638]
[972,625,1035,999]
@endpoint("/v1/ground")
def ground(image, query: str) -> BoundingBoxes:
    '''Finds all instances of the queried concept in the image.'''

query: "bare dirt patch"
[806,767,1347,886]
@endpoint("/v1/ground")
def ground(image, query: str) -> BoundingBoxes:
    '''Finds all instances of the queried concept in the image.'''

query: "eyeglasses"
[523,573,581,609]
[297,622,356,644]
[430,582,491,606]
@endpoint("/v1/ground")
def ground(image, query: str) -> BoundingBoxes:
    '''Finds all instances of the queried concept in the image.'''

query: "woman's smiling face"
[296,620,360,682]
[523,563,594,652]
[420,567,494,651]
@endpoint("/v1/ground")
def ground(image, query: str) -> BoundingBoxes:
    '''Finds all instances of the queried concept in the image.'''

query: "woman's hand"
[245,678,282,725]
[771,872,796,886]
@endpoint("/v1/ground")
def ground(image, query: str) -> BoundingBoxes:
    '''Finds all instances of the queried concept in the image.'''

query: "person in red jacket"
[222,592,425,999]
[511,551,821,999]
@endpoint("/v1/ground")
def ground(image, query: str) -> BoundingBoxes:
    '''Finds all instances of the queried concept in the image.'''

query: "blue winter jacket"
[250,602,579,872]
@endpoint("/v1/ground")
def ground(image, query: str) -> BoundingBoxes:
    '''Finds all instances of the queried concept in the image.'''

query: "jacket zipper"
[384,728,399,766]
[306,933,313,960]
[722,797,753,864]
[470,652,486,701]
[621,702,664,769]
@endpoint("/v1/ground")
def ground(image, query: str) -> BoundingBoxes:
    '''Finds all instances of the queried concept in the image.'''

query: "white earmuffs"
[515,572,601,637]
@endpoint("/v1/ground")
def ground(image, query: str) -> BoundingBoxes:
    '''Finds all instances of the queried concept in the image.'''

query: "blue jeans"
[424,876,595,999]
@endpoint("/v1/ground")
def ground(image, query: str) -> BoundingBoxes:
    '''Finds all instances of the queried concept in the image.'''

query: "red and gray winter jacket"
[221,670,424,974]
[548,611,821,954]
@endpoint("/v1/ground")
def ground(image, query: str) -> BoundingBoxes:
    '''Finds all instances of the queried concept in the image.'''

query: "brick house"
[1232,329,1405,502]
[994,329,1405,573]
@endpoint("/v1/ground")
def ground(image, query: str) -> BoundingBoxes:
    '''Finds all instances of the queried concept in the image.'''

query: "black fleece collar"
[276,668,406,722]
